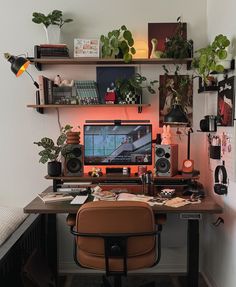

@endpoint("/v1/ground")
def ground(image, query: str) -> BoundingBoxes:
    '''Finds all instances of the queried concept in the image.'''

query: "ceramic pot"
[44,25,61,44]
[47,161,62,177]
[125,92,140,104]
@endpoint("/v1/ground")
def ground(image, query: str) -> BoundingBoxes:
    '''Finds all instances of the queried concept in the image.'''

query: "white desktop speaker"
[155,144,178,177]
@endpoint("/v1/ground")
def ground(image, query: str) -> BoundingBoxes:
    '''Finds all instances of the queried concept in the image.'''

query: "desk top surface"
[24,186,223,215]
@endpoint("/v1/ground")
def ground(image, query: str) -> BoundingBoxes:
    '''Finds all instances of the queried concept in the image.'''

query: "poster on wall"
[217,76,235,127]
[159,75,193,127]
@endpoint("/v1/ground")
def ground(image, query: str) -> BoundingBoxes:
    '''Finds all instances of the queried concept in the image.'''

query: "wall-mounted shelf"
[27,103,151,113]
[31,57,193,71]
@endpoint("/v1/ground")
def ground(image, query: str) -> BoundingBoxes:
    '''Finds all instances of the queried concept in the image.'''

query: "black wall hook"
[212,217,224,227]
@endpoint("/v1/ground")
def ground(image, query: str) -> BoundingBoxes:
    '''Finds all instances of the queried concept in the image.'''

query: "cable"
[25,70,39,88]
[56,108,62,133]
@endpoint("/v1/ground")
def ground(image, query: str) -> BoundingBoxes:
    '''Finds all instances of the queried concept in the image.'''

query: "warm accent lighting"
[4,52,39,88]
[133,40,148,59]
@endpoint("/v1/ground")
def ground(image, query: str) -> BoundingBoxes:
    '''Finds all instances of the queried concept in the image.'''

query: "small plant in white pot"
[32,10,73,44]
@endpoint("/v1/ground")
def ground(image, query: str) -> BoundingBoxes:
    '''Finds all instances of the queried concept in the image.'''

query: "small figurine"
[88,167,103,177]
[54,75,74,87]
[161,125,172,145]
[150,38,163,59]
[104,84,116,104]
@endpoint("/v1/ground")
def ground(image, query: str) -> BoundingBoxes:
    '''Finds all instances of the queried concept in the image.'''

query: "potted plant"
[192,34,230,86]
[115,73,158,104]
[100,25,136,63]
[161,17,193,59]
[32,10,73,44]
[34,124,75,176]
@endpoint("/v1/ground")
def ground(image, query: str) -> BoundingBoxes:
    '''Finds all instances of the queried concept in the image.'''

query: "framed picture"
[217,76,235,126]
[159,75,193,127]
[74,38,99,57]
[96,66,135,103]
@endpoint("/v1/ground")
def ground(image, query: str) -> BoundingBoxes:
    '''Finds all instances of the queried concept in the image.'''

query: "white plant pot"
[44,25,61,44]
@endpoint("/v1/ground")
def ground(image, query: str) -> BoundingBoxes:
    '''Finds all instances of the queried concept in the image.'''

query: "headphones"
[214,165,228,195]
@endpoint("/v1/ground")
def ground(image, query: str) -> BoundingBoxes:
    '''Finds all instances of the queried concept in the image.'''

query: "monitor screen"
[84,124,152,165]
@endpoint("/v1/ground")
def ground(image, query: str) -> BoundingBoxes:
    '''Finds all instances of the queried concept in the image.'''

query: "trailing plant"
[32,10,73,28]
[34,125,80,164]
[192,34,230,83]
[162,17,193,59]
[115,73,158,100]
[100,25,136,63]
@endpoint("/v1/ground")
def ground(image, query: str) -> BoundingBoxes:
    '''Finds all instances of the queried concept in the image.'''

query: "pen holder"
[210,145,221,160]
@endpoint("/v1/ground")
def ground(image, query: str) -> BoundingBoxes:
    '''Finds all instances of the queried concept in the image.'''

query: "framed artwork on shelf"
[96,66,135,104]
[217,76,235,127]
[74,38,100,57]
[74,80,99,105]
[159,75,193,127]
[148,22,187,58]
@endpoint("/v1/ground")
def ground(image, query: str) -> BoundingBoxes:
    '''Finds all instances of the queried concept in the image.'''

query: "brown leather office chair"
[67,200,162,287]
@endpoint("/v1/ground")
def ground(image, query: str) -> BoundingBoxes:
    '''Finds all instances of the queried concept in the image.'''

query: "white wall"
[202,1,236,286]
[0,0,208,273]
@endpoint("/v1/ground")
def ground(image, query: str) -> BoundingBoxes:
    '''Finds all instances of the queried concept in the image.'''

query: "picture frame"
[217,76,235,127]
[159,75,193,127]
[74,38,100,58]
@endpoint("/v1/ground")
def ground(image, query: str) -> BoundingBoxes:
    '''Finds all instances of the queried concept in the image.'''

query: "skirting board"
[59,262,186,275]
[202,271,217,287]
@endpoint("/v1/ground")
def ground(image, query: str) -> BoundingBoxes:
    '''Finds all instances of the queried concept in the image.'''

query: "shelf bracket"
[138,105,142,113]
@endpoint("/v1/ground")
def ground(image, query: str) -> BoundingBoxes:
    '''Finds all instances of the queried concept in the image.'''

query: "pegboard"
[209,128,235,182]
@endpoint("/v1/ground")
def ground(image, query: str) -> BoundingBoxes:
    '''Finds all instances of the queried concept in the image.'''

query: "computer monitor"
[84,124,152,165]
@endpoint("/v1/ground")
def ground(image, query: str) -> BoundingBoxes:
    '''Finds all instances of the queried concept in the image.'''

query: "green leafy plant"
[115,73,158,101]
[32,10,73,28]
[34,125,80,164]
[100,25,136,63]
[192,34,230,83]
[162,17,193,59]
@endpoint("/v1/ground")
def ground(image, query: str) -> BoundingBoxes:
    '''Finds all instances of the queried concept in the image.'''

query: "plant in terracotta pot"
[115,73,158,104]
[32,10,73,44]
[34,124,75,176]
[100,25,136,63]
[192,34,230,85]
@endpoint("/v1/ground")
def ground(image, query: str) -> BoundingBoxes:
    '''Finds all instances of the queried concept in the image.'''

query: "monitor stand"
[106,167,131,176]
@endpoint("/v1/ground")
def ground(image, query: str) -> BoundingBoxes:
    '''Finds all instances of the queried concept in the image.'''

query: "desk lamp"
[4,53,39,88]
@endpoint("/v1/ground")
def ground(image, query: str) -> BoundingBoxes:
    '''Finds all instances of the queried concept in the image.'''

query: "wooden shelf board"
[27,104,151,108]
[31,57,193,66]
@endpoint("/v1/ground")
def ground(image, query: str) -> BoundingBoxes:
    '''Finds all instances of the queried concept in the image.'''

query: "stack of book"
[34,44,69,58]
[37,75,54,105]
[74,80,99,105]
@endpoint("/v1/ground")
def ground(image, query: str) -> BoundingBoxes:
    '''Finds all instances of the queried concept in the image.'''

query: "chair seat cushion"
[0,206,27,246]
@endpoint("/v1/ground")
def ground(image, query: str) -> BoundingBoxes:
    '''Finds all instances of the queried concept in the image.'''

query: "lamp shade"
[4,53,30,77]
[164,103,189,125]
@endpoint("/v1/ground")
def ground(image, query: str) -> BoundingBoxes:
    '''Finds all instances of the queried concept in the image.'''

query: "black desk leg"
[44,214,58,286]
[187,220,199,287]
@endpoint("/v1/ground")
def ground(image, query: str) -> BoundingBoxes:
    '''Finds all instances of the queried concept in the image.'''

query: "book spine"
[43,76,49,104]
[38,75,45,105]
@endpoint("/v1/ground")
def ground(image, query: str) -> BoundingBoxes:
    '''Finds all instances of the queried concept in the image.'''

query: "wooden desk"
[24,186,222,287]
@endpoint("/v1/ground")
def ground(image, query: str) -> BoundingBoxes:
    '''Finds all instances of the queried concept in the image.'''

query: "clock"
[182,159,194,173]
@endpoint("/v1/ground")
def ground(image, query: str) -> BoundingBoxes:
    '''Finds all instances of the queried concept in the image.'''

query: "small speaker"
[63,144,83,176]
[155,144,178,177]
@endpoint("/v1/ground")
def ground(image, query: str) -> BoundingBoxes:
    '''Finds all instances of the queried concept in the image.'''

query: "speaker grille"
[155,158,171,173]
[66,158,82,173]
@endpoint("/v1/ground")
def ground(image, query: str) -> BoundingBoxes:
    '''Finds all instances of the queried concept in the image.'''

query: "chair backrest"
[74,200,157,273]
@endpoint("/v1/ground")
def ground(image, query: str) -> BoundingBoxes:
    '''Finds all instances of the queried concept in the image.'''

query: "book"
[35,90,44,114]
[38,192,74,203]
